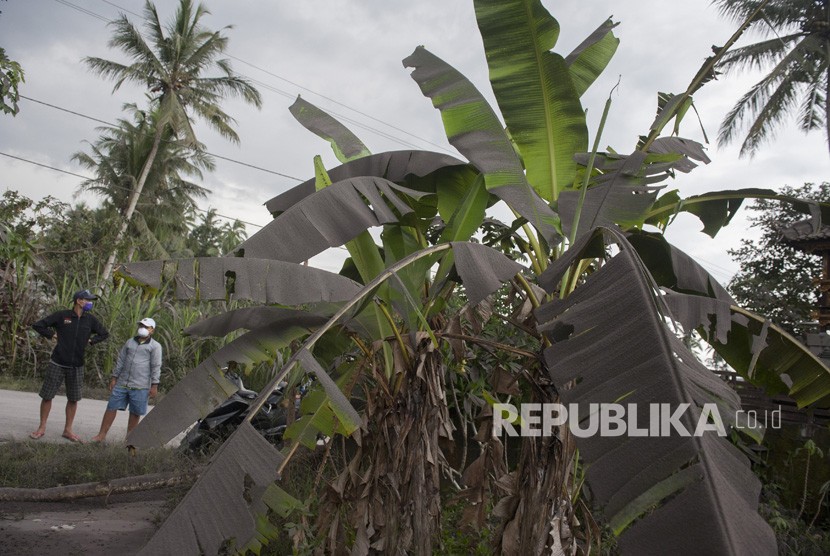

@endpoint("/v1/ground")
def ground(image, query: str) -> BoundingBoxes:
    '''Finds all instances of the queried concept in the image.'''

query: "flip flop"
[29,431,45,440]
[62,433,85,444]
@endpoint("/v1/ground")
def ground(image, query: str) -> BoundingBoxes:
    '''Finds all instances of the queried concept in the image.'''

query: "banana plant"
[122,1,830,554]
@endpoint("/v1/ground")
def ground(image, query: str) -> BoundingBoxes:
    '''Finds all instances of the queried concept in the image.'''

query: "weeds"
[0,441,204,489]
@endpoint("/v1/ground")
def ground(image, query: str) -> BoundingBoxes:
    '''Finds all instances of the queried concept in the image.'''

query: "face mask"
[82,302,93,311]
[137,327,150,338]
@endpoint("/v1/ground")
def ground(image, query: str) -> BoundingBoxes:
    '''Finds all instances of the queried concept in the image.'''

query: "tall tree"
[0,1,24,116]
[73,104,213,261]
[85,0,261,281]
[728,182,830,336]
[714,0,830,157]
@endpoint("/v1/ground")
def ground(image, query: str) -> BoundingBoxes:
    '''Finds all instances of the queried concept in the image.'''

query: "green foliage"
[0,441,199,489]
[728,182,830,336]
[185,207,248,257]
[0,46,24,116]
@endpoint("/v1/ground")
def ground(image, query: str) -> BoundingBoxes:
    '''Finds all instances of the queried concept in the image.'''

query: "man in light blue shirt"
[91,317,162,442]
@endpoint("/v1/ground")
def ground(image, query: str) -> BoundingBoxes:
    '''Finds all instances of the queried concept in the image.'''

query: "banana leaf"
[234,176,431,262]
[403,45,562,245]
[645,188,830,238]
[126,311,330,449]
[117,257,361,303]
[565,17,620,97]
[473,0,588,199]
[264,150,466,216]
[137,422,286,555]
[664,292,830,408]
[289,95,371,163]
[535,226,775,555]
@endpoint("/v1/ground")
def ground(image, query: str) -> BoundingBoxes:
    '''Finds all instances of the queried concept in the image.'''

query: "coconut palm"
[73,104,213,261]
[714,0,830,157]
[84,0,261,280]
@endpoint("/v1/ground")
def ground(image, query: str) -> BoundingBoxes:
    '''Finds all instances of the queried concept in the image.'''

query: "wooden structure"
[714,370,830,429]
[781,219,830,330]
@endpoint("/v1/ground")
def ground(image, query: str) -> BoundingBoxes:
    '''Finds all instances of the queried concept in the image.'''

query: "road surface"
[0,389,184,445]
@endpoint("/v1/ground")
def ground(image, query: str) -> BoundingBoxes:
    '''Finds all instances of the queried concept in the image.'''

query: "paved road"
[0,389,184,445]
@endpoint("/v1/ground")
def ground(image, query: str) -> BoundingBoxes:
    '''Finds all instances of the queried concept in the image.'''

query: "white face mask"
[137,327,150,338]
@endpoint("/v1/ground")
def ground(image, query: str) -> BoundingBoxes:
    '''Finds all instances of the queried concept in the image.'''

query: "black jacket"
[32,310,109,367]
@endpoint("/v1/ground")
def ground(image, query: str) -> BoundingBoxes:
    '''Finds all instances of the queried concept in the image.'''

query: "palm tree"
[73,104,214,261]
[714,0,830,157]
[85,0,261,281]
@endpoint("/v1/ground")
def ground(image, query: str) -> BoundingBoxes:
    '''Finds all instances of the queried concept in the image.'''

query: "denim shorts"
[107,386,150,416]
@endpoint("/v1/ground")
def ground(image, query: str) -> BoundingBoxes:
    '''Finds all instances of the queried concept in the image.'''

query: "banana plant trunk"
[100,124,164,284]
[495,387,578,555]
[318,338,450,555]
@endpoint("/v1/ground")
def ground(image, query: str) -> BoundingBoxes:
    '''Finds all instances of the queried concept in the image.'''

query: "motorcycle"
[180,373,293,455]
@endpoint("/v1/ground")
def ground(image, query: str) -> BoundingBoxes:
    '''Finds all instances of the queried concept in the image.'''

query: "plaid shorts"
[39,361,84,402]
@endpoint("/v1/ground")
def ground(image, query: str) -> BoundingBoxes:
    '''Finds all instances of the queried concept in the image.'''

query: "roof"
[780,219,830,246]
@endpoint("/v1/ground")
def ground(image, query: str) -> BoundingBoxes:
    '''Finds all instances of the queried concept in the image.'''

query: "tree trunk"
[317,338,450,555]
[0,469,201,502]
[99,123,165,284]
[494,388,579,555]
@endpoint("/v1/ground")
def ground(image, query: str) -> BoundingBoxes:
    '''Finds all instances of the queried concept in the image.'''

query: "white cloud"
[2,0,829,285]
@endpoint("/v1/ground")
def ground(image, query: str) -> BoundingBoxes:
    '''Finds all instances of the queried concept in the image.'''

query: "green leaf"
[645,188,830,238]
[403,45,562,245]
[565,17,620,97]
[474,0,588,200]
[296,349,362,434]
[289,95,371,163]
[665,293,830,408]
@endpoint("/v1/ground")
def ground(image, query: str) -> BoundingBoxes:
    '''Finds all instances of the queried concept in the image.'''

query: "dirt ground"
[0,489,169,556]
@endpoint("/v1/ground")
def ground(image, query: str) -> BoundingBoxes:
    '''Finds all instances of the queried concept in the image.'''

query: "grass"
[0,440,205,489]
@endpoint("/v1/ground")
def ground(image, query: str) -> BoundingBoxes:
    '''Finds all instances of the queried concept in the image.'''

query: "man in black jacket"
[30,289,109,442]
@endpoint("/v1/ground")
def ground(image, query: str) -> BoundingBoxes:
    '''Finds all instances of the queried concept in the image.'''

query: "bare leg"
[61,401,82,442]
[30,399,52,438]
[127,413,141,434]
[91,410,118,442]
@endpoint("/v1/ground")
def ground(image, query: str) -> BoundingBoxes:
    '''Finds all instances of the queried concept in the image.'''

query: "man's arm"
[150,342,162,390]
[31,312,58,339]
[112,341,128,379]
[89,316,109,345]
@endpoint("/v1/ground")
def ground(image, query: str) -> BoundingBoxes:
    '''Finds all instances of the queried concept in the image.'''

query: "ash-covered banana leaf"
[535,227,775,555]
[264,150,466,216]
[289,95,371,163]
[627,230,733,301]
[403,45,562,245]
[645,188,830,238]
[234,176,431,262]
[664,292,830,408]
[117,257,361,303]
[559,138,710,238]
[137,422,287,555]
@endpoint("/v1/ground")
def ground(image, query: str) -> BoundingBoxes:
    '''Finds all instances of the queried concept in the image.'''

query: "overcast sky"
[2,0,829,283]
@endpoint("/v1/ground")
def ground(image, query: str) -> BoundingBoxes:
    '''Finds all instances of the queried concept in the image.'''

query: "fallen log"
[0,469,201,502]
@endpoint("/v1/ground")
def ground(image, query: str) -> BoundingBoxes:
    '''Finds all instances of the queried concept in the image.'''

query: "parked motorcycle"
[180,373,291,455]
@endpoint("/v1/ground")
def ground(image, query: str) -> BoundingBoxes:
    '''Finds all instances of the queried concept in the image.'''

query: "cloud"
[2,0,829,286]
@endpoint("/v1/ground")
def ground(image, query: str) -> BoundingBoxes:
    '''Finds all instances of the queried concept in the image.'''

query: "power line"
[19,94,304,181]
[55,0,454,155]
[1,149,352,254]
[0,150,265,229]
